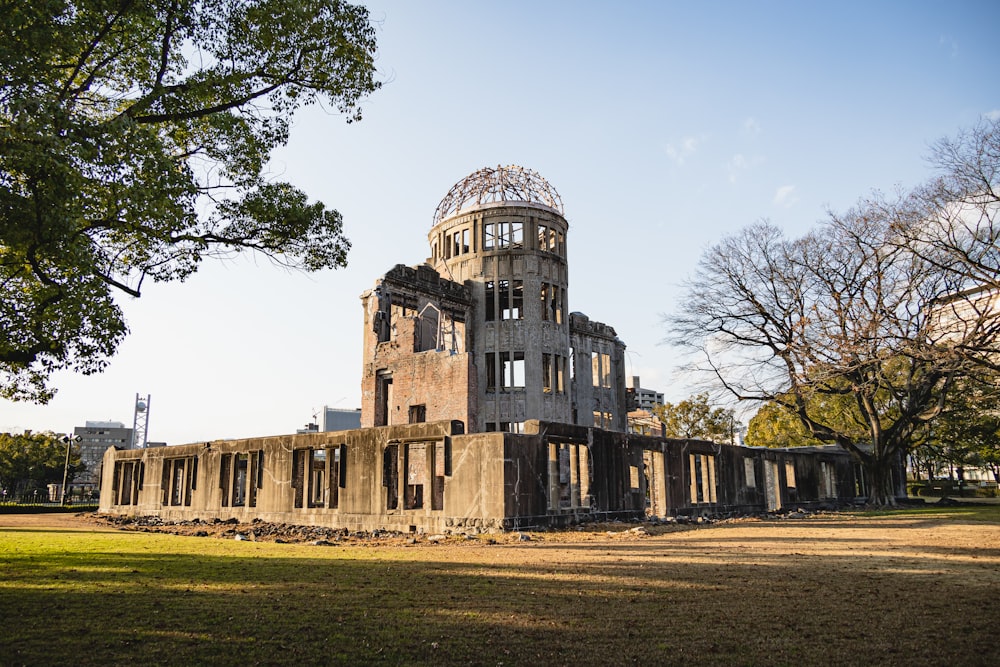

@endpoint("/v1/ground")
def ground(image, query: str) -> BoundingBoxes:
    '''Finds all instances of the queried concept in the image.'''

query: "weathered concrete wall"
[569,313,628,432]
[101,420,863,533]
[101,421,511,534]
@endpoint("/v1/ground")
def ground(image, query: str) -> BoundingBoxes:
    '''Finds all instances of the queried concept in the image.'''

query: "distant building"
[74,420,133,489]
[627,376,664,412]
[627,409,665,437]
[322,407,362,432]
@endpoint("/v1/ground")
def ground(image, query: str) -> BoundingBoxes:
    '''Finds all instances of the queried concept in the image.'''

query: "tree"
[747,391,877,449]
[1,1,381,401]
[671,122,999,505]
[912,376,1000,484]
[653,393,737,443]
[0,431,83,498]
[746,401,824,449]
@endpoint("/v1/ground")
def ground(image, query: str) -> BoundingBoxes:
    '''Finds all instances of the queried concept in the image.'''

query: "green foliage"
[1,0,380,401]
[746,392,871,448]
[746,402,824,448]
[912,377,1000,482]
[0,431,83,495]
[652,393,736,442]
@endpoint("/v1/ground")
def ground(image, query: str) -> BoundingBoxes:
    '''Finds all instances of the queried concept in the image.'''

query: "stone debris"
[88,506,841,546]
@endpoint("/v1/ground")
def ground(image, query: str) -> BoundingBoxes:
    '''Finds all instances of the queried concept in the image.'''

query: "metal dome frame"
[433,165,564,224]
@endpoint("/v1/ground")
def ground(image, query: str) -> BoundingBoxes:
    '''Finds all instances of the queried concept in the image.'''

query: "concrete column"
[548,442,559,512]
[569,444,580,509]
[579,445,591,508]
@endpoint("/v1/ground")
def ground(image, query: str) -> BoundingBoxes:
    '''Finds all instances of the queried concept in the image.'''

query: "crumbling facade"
[361,166,628,434]
[100,166,867,531]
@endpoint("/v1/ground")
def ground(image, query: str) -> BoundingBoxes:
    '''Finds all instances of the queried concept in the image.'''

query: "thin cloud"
[773,185,798,208]
[939,34,959,58]
[742,117,761,137]
[727,153,763,183]
[665,136,701,166]
[985,109,1000,121]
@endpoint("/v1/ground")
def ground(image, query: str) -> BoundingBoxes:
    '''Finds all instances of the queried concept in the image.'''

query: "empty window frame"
[232,453,249,507]
[409,404,426,423]
[309,449,326,507]
[486,352,497,392]
[485,281,496,321]
[542,354,566,394]
[542,353,553,393]
[384,444,399,510]
[375,372,393,427]
[592,352,611,388]
[414,307,441,353]
[112,460,144,506]
[689,454,718,504]
[404,442,446,511]
[291,446,345,510]
[450,228,470,257]
[820,461,836,498]
[501,351,525,389]
[744,457,757,488]
[538,224,558,252]
[785,461,797,488]
[483,221,523,249]
[592,411,612,428]
[497,280,523,320]
[404,442,427,509]
[161,456,197,507]
[540,282,563,324]
[221,451,263,508]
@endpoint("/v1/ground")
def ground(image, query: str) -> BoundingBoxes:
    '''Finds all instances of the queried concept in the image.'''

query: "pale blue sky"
[4,0,999,443]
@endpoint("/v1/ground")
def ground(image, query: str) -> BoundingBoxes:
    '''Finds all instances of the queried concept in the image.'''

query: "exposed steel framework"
[433,165,564,224]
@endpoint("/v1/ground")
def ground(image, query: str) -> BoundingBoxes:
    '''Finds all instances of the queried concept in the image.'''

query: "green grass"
[2,506,999,666]
[859,502,1000,522]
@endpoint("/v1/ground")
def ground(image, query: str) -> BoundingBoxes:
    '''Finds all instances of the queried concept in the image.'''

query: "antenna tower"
[132,393,151,449]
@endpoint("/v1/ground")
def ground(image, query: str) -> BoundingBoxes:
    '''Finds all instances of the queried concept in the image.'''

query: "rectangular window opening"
[384,444,399,510]
[409,404,427,423]
[405,443,426,510]
[484,281,496,321]
[501,351,525,389]
[486,353,497,392]
[542,353,553,393]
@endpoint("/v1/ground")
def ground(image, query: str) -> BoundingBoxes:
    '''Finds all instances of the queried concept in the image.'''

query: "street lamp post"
[60,433,81,505]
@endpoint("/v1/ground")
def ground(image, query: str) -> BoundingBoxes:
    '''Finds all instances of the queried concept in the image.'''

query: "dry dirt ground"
[3,506,997,556]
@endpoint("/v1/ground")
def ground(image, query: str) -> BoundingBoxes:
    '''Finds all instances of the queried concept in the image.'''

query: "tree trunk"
[865,457,899,507]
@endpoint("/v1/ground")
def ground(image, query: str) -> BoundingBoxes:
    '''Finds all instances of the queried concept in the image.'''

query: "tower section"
[429,166,571,432]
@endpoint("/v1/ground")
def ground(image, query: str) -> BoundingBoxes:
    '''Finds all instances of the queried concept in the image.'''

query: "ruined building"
[360,166,626,433]
[100,166,866,533]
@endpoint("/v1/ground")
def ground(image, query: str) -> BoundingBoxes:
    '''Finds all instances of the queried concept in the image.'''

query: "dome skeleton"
[433,165,564,225]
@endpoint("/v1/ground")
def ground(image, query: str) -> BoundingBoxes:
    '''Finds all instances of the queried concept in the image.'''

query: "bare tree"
[671,121,999,505]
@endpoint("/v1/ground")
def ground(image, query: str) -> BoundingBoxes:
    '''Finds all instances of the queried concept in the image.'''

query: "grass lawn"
[1,506,998,666]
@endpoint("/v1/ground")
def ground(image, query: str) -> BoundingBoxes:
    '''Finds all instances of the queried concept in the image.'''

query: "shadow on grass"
[1,526,998,666]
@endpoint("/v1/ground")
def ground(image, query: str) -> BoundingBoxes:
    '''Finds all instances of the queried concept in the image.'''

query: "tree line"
[0,431,83,501]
